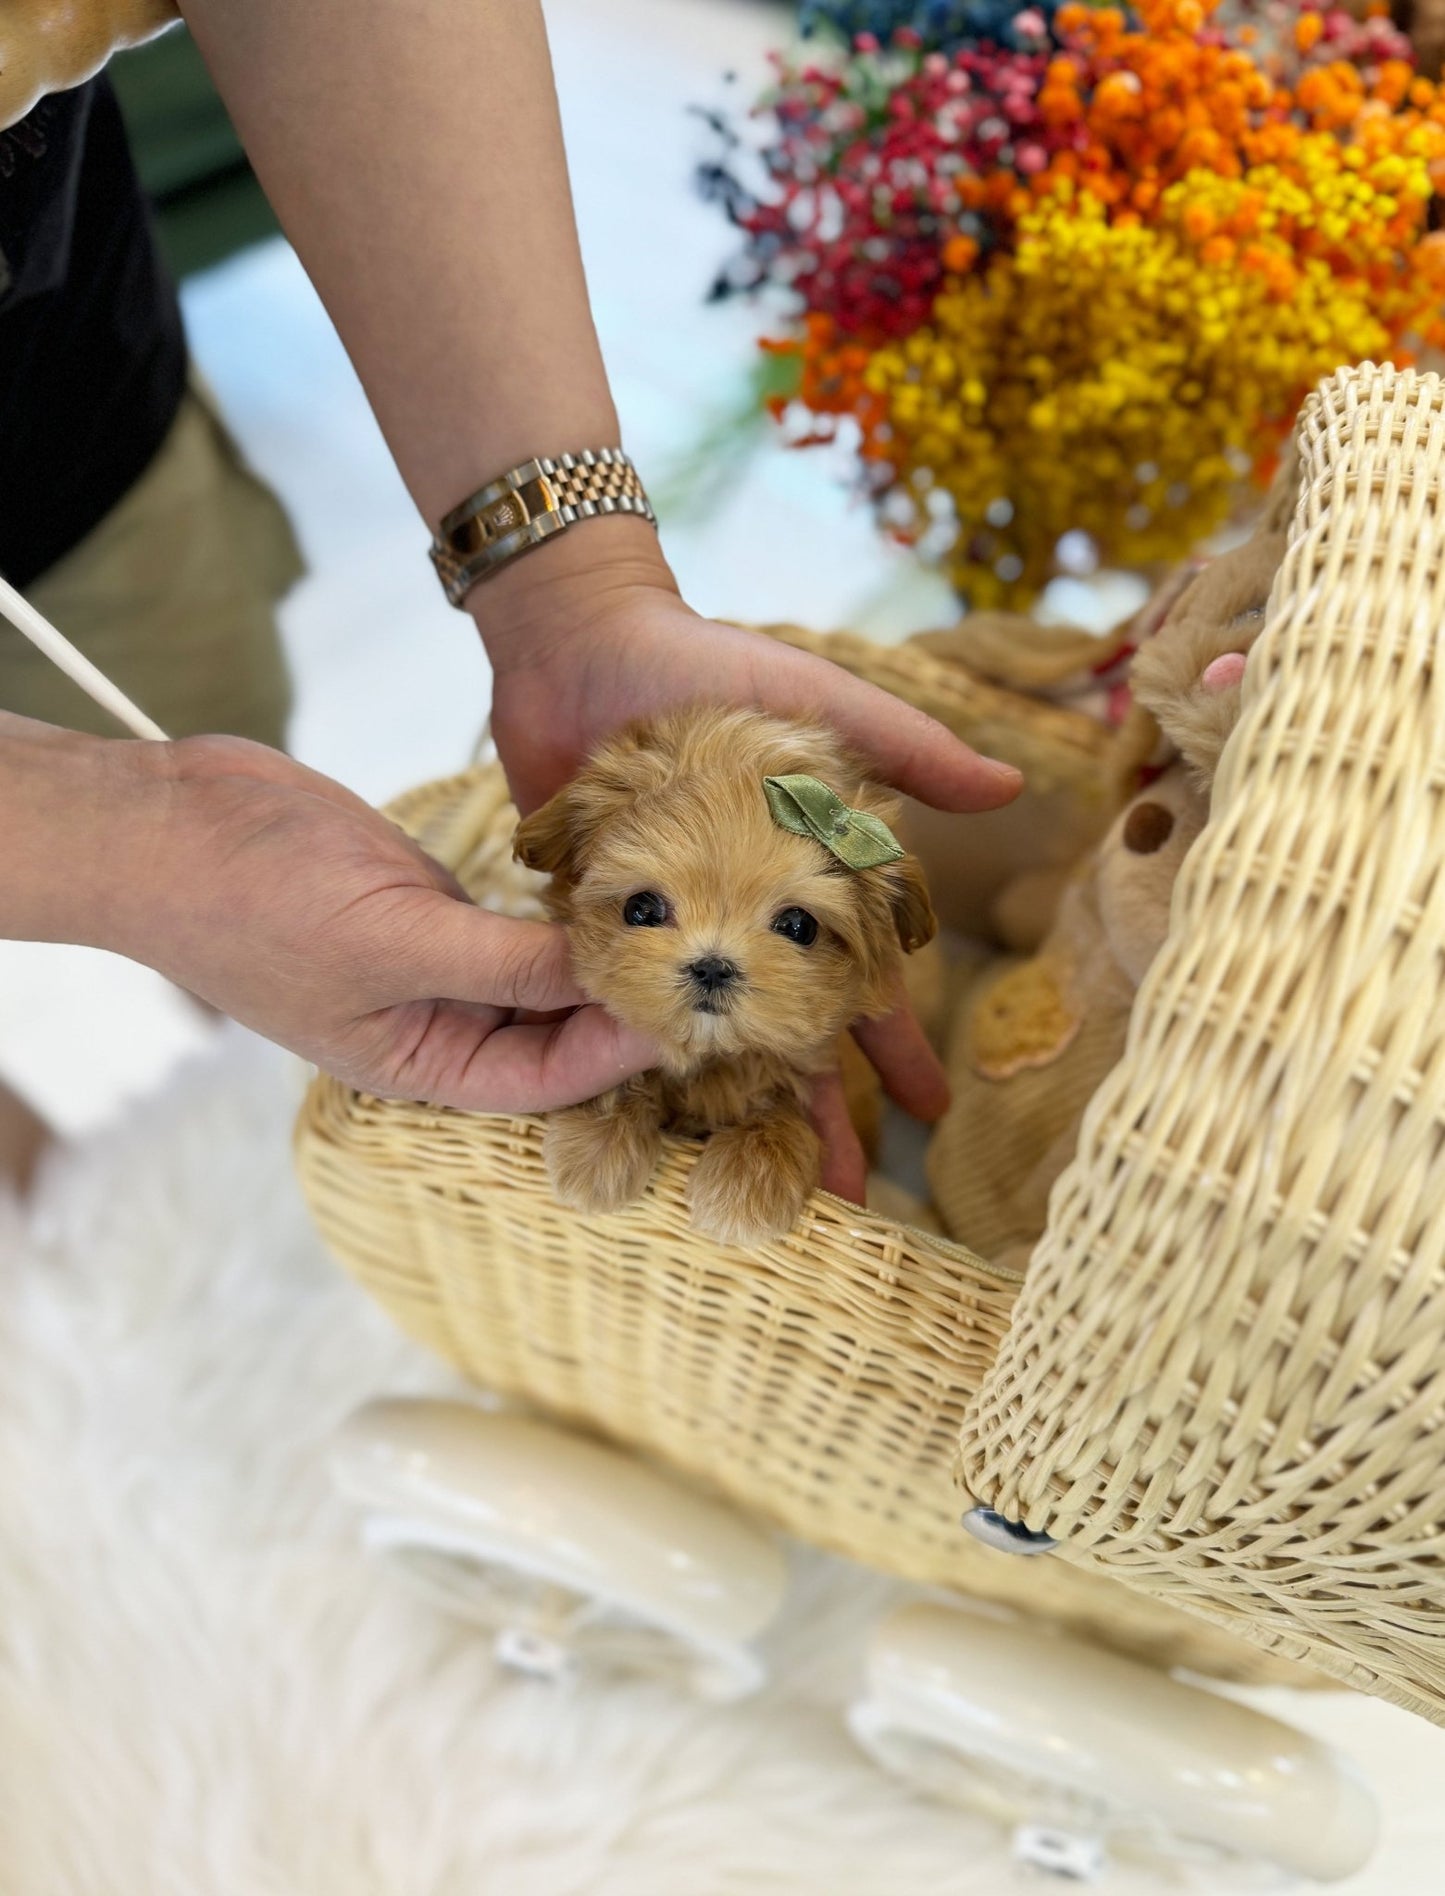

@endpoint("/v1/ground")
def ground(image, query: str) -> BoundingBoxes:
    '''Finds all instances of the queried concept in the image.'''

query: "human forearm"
[176,0,646,531]
[178,0,679,667]
[0,714,154,948]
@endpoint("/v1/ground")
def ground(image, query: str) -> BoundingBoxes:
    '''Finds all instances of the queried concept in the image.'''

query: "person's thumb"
[391,894,589,1013]
[419,1001,657,1114]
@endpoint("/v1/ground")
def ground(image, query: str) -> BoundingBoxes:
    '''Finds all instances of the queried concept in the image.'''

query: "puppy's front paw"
[686,1117,821,1248]
[544,1106,660,1215]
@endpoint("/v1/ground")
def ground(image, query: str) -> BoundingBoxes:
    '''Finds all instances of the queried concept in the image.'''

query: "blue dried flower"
[799,0,1063,52]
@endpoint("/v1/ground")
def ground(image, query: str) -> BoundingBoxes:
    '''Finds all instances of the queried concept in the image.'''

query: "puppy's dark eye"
[772,906,819,947]
[623,890,669,927]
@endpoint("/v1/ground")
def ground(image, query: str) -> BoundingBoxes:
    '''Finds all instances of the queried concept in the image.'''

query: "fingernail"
[987,759,1025,789]
[1201,651,1246,693]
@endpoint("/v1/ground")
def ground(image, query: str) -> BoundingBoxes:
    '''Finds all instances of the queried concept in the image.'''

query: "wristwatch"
[430,447,656,607]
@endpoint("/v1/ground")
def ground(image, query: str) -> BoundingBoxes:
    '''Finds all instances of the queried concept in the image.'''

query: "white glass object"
[330,1397,789,1701]
[848,1601,1377,1885]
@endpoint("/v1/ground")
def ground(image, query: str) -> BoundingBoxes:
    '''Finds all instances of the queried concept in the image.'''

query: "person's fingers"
[852,1003,951,1123]
[391,899,592,1013]
[740,630,1024,814]
[399,1000,657,1114]
[808,1067,869,1206]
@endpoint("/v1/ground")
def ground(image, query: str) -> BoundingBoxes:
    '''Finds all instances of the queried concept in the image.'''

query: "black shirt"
[0,78,187,587]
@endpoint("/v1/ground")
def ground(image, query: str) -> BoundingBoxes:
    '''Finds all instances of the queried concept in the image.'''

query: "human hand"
[477,523,1023,821]
[71,733,656,1111]
[474,523,1014,1199]
[807,1001,948,1205]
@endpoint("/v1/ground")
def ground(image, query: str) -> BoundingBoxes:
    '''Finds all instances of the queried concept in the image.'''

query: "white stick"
[0,573,170,742]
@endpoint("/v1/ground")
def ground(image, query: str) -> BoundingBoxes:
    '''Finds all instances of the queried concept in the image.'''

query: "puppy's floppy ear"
[851,850,938,1016]
[513,788,583,879]
[880,851,937,954]
[512,723,673,883]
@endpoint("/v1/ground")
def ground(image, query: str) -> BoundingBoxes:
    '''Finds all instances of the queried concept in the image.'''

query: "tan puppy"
[514,706,937,1247]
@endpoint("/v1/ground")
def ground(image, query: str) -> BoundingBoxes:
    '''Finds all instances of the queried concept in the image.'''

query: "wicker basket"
[297,744,1311,1690]
[959,363,1445,1727]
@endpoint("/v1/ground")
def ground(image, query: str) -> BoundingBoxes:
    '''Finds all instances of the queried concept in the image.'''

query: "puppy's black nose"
[685,955,739,994]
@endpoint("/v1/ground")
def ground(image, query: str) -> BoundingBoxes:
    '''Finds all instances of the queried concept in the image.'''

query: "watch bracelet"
[430,447,656,607]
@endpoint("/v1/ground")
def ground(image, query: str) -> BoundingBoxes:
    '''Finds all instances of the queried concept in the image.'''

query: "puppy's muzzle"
[685,954,741,1013]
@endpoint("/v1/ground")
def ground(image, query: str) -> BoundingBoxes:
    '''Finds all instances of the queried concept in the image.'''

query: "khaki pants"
[2,373,301,749]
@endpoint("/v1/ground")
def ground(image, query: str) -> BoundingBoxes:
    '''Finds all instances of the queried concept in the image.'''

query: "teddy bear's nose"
[686,955,739,994]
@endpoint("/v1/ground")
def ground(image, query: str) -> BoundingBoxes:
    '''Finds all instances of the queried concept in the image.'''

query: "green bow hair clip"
[762,774,905,871]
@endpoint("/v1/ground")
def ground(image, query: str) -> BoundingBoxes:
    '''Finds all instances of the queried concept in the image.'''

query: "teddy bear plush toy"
[927,447,1299,1266]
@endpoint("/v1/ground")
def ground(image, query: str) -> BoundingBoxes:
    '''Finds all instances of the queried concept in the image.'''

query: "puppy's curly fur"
[514,706,936,1247]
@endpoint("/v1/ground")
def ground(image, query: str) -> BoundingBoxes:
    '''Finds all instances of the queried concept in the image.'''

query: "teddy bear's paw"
[544,1107,660,1215]
[686,1118,820,1248]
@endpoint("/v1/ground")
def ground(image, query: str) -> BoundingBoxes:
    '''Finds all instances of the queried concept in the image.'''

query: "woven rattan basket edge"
[297,1056,1316,1689]
[302,1071,1021,1287]
[1042,1545,1445,1721]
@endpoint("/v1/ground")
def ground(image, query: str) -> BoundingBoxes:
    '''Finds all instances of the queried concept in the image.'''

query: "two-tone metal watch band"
[429,447,657,607]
